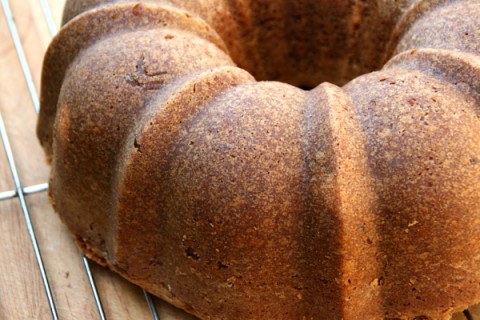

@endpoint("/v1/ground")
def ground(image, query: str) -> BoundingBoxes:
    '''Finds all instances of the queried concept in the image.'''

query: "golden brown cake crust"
[38,0,480,319]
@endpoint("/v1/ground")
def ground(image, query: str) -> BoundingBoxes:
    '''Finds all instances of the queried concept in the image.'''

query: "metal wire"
[0,183,49,201]
[36,1,114,317]
[24,182,49,194]
[39,0,57,37]
[0,112,59,319]
[1,0,102,318]
[1,0,40,113]
[82,255,107,320]
[0,189,16,200]
[144,290,161,320]
[0,1,59,316]
[36,1,161,318]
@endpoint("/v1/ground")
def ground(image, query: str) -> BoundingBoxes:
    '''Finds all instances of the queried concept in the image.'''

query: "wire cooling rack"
[0,0,162,319]
[0,1,478,319]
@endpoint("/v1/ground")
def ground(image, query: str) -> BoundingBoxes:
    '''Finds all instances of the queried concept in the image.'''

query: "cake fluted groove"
[105,65,255,316]
[303,83,381,319]
[113,65,256,267]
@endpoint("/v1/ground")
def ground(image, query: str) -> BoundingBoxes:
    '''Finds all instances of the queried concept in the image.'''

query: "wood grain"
[0,0,477,319]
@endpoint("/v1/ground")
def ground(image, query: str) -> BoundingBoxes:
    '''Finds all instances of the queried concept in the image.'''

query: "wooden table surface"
[0,1,478,319]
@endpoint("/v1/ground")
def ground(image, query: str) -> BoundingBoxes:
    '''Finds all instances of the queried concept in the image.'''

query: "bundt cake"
[37,0,480,319]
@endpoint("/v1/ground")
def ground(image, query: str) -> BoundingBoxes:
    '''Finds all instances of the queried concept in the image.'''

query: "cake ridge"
[385,49,480,105]
[38,1,228,157]
[384,0,455,62]
[387,0,480,61]
[343,65,480,318]
[304,83,382,318]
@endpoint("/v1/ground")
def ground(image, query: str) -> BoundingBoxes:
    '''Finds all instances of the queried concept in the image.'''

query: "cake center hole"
[214,2,403,89]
